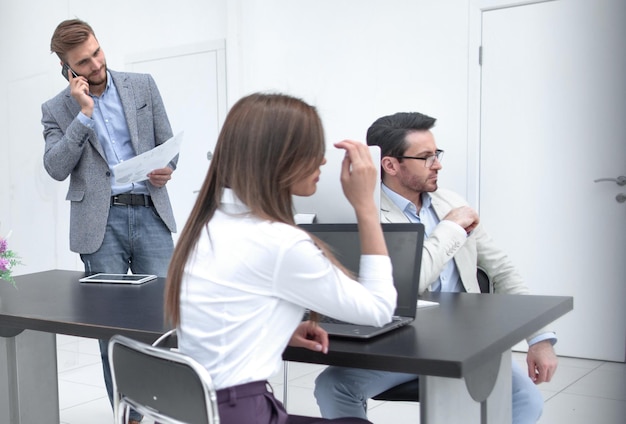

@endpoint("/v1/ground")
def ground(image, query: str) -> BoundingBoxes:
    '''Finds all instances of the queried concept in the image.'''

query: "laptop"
[299,222,424,339]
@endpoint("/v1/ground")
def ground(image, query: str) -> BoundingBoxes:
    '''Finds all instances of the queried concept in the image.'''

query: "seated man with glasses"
[313,112,559,424]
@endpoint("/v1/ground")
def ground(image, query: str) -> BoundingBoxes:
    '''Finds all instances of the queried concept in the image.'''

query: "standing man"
[42,19,177,424]
[314,112,559,424]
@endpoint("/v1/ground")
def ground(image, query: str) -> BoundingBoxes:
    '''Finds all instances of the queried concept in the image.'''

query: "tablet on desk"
[79,273,157,285]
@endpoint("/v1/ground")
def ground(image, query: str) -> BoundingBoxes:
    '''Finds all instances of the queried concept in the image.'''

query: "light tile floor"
[57,335,625,424]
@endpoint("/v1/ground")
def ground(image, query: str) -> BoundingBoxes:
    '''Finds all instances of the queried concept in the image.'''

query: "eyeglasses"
[394,149,444,168]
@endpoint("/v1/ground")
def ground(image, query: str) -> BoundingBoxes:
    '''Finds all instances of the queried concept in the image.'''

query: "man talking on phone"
[41,19,177,424]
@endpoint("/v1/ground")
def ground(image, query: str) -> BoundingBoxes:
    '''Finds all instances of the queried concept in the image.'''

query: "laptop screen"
[298,223,424,317]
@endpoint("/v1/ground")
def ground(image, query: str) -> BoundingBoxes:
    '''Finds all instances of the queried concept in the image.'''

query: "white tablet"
[79,273,157,285]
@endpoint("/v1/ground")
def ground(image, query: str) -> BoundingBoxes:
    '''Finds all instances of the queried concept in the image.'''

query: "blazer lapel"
[428,193,449,221]
[380,190,411,223]
[63,91,81,118]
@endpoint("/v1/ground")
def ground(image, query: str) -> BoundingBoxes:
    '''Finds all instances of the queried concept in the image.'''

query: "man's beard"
[87,64,107,88]
[401,173,437,194]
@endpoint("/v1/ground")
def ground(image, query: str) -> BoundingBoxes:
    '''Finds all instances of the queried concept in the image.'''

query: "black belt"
[110,193,153,207]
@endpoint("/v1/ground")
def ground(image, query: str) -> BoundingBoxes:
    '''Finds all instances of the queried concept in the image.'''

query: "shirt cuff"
[359,255,393,279]
[77,112,95,128]
[528,332,557,346]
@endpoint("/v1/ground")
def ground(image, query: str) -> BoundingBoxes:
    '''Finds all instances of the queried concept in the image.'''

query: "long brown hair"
[165,93,327,326]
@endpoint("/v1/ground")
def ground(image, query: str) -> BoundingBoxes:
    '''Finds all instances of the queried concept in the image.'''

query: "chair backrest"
[477,267,492,294]
[108,334,220,424]
[152,328,179,349]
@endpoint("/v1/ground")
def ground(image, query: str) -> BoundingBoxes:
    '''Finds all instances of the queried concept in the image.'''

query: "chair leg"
[283,361,289,410]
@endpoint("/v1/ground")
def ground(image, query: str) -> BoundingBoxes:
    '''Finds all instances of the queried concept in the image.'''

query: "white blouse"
[178,189,396,389]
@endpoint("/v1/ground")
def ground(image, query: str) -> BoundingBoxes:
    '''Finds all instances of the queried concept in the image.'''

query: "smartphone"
[61,63,78,81]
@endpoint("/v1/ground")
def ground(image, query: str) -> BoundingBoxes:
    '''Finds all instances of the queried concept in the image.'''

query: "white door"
[126,42,228,242]
[478,0,626,361]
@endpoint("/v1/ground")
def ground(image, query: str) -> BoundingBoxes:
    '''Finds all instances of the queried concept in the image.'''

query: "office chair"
[476,267,492,295]
[153,328,178,349]
[371,268,492,403]
[108,334,220,424]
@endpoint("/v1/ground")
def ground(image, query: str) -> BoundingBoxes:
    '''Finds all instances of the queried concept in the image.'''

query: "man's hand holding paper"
[113,132,183,185]
[147,167,173,188]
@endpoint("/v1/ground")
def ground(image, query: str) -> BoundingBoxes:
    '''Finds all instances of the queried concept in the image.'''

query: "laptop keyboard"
[303,310,347,324]
[303,311,402,326]
[319,315,350,324]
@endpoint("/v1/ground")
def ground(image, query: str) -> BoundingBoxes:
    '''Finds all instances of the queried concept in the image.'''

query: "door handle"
[594,176,626,186]
[617,194,626,204]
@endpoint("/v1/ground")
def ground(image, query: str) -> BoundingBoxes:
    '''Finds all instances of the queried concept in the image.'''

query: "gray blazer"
[41,70,177,254]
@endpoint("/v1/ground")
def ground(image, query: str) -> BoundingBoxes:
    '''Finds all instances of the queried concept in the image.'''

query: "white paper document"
[113,131,183,185]
[417,299,439,308]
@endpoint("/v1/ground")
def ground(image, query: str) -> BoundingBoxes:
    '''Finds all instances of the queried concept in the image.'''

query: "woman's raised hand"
[333,141,386,256]
[334,140,378,214]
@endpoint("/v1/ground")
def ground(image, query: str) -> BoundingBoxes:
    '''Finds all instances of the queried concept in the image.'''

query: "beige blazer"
[380,188,529,296]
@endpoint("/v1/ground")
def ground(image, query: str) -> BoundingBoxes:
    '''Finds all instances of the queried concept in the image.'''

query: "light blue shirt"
[382,184,463,293]
[77,71,148,195]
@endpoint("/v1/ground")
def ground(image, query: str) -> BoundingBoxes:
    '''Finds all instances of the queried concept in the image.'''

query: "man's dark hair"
[366,112,437,157]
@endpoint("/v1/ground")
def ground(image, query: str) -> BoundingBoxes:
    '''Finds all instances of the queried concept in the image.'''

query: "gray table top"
[283,290,572,378]
[0,269,169,343]
[0,269,573,378]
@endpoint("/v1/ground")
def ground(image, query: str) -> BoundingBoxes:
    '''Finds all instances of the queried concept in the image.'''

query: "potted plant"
[0,231,22,288]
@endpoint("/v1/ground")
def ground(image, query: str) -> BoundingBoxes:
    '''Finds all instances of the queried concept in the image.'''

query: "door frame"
[466,0,556,209]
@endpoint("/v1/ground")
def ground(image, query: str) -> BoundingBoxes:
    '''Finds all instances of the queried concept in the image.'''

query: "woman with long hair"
[164,92,396,423]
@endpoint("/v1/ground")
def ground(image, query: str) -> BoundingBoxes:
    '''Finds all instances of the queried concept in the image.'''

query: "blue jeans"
[81,203,174,422]
[314,360,543,424]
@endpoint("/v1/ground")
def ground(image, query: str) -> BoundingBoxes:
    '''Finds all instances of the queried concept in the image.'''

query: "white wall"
[0,0,229,272]
[234,0,471,192]
[1,0,472,276]
[1,1,623,362]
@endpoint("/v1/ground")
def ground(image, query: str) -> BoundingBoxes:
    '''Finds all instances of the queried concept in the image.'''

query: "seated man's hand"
[527,340,558,384]
[443,206,480,234]
[289,321,329,354]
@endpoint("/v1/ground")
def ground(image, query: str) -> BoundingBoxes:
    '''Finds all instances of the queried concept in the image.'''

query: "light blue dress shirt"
[77,71,148,195]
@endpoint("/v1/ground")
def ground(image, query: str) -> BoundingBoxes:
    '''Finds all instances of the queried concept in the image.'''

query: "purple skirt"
[216,380,371,424]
